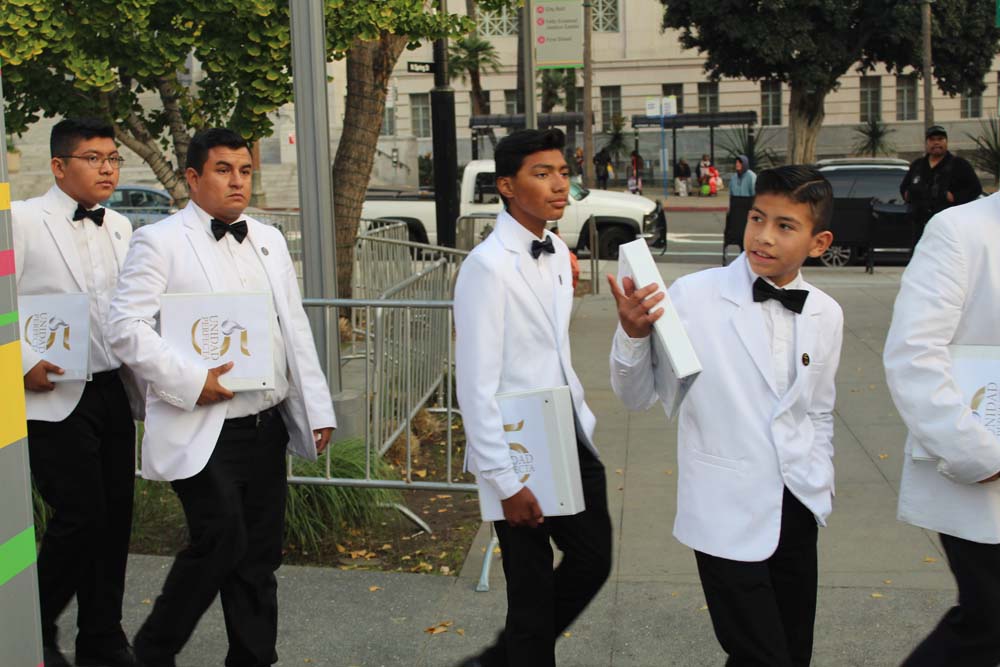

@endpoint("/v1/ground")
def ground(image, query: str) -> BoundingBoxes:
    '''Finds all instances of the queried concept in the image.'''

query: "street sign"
[644,96,678,117]
[535,1,584,69]
[407,61,437,74]
[645,98,661,117]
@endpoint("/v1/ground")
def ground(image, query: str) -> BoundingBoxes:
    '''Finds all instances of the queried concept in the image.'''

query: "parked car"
[362,159,662,259]
[103,184,175,228]
[723,158,912,267]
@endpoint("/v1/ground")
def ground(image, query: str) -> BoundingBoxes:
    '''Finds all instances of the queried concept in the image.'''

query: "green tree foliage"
[852,118,896,157]
[967,119,1000,187]
[658,0,1000,164]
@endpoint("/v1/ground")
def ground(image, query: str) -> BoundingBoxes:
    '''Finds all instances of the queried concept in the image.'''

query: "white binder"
[477,386,585,522]
[159,292,276,392]
[912,345,1000,461]
[618,239,702,417]
[19,293,91,382]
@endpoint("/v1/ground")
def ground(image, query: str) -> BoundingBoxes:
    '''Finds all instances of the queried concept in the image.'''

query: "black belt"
[222,405,282,429]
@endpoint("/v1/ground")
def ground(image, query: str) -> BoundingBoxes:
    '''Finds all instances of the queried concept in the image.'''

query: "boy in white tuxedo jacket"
[14,118,140,667]
[454,129,611,667]
[884,193,1000,665]
[108,129,335,667]
[609,166,843,667]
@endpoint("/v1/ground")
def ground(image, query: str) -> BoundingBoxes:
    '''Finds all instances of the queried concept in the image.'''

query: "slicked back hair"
[753,165,834,234]
[494,128,566,207]
[50,118,115,158]
[185,128,250,174]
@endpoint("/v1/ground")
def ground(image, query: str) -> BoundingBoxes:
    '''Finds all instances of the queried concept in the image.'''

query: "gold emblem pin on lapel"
[114,231,122,240]
[802,353,810,367]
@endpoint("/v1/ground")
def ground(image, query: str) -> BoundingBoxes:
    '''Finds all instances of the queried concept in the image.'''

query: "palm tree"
[450,33,502,149]
[601,115,628,178]
[852,118,896,157]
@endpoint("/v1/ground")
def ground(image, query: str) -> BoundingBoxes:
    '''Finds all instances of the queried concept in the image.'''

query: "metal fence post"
[0,60,44,667]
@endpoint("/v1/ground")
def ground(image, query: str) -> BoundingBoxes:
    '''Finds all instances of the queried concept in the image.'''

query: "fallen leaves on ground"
[923,556,938,564]
[425,620,454,635]
[871,592,884,599]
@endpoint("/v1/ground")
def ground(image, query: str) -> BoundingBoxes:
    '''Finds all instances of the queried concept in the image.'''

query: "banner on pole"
[535,1,584,69]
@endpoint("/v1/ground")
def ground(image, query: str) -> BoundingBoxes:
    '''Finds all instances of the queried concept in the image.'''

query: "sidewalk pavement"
[57,262,956,666]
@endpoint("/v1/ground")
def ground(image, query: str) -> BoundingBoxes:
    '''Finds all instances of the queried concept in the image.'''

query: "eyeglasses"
[56,154,126,170]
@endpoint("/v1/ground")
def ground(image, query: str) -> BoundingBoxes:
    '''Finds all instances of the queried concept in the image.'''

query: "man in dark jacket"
[900,125,982,245]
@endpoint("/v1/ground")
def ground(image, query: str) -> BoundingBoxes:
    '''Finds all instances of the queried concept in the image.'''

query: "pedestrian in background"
[628,150,644,195]
[594,148,611,190]
[675,158,692,197]
[730,154,757,197]
[900,125,981,246]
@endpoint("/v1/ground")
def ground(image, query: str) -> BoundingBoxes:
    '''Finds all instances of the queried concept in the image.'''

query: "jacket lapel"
[496,214,559,338]
[775,285,822,414]
[181,204,223,291]
[724,255,779,397]
[40,190,87,291]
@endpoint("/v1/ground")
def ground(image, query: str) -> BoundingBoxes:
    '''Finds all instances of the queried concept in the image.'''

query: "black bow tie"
[72,204,105,226]
[211,218,248,243]
[752,277,809,314]
[530,236,555,259]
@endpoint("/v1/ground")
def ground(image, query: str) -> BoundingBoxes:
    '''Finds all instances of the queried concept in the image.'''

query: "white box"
[159,292,276,392]
[618,239,702,415]
[19,293,91,382]
[477,386,585,522]
[912,345,1000,461]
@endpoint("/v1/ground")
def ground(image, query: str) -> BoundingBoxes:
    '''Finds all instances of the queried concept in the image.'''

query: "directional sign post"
[535,1,584,69]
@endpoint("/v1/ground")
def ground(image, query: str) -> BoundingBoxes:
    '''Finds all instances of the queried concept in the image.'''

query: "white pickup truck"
[361,159,663,259]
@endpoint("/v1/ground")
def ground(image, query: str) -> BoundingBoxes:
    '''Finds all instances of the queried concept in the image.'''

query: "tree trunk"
[333,35,408,299]
[787,82,827,165]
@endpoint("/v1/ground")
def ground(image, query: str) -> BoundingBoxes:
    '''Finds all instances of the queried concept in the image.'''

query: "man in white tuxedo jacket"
[107,128,335,667]
[884,193,1000,666]
[454,129,611,667]
[14,118,141,667]
[610,166,843,667]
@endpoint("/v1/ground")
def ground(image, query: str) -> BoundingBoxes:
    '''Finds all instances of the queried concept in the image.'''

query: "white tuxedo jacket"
[884,193,1000,543]
[12,185,143,422]
[610,255,843,561]
[108,203,336,481]
[455,211,597,500]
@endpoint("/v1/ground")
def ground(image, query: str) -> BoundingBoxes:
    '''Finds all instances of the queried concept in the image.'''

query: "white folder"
[477,386,585,522]
[912,345,1000,461]
[159,292,275,392]
[618,239,702,417]
[19,293,91,382]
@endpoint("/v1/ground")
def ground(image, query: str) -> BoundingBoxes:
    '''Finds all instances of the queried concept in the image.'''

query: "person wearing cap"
[900,125,982,246]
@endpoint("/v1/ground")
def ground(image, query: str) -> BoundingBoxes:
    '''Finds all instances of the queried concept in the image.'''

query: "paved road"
[659,210,729,265]
[53,262,958,666]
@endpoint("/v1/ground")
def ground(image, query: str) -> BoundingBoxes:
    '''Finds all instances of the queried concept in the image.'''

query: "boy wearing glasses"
[12,118,141,667]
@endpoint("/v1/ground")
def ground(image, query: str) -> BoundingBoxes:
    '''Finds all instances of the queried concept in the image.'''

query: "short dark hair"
[50,118,115,157]
[185,128,250,173]
[495,128,566,179]
[753,165,834,234]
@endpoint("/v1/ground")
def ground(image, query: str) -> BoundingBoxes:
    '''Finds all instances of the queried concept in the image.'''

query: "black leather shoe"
[75,645,140,667]
[43,645,71,667]
[454,658,484,667]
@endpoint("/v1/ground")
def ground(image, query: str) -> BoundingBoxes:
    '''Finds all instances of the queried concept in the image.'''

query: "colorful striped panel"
[0,182,9,211]
[0,341,26,448]
[0,249,13,277]
[0,310,16,328]
[0,526,35,587]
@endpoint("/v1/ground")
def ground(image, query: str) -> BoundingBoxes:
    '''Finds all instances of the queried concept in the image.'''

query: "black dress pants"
[27,370,136,654]
[902,533,1000,667]
[480,441,613,667]
[694,487,819,667]
[134,408,289,667]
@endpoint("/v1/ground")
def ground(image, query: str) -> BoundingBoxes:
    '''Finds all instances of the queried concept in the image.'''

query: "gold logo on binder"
[970,383,1000,438]
[24,313,71,354]
[504,420,535,483]
[190,317,251,361]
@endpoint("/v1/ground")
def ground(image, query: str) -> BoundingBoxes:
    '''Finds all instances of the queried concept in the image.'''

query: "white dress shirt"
[752,265,804,398]
[191,203,289,418]
[51,186,120,374]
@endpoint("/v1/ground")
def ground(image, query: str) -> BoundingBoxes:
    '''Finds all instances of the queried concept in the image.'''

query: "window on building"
[592,0,620,32]
[504,89,519,115]
[961,87,983,119]
[662,84,684,115]
[410,93,431,138]
[698,82,719,114]
[574,87,584,113]
[600,85,622,131]
[860,76,881,123]
[381,104,396,136]
[479,7,518,36]
[760,80,782,126]
[896,75,918,121]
